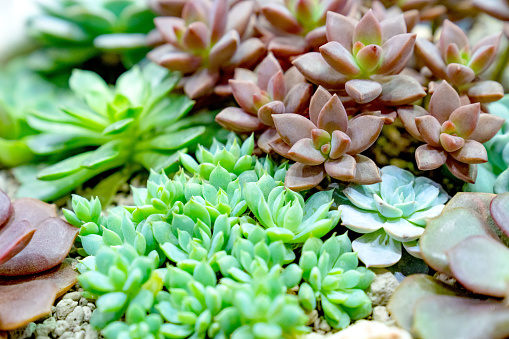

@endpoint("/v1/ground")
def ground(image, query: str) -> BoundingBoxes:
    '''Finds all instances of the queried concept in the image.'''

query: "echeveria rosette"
[293,9,425,106]
[338,166,449,267]
[19,63,209,202]
[27,0,156,73]
[284,234,374,329]
[243,173,340,243]
[258,0,356,58]
[415,20,503,103]
[398,81,505,184]
[465,95,509,193]
[148,0,265,99]
[271,87,384,191]
[215,53,313,149]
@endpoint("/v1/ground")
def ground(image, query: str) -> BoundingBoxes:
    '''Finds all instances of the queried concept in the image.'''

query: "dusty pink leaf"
[183,68,219,99]
[258,101,285,127]
[345,79,382,104]
[440,134,465,153]
[257,128,279,154]
[283,66,307,88]
[415,38,447,79]
[273,113,316,147]
[305,26,328,50]
[319,41,361,76]
[256,53,283,91]
[317,94,348,134]
[445,43,462,64]
[352,154,382,184]
[267,71,286,102]
[429,81,460,123]
[269,136,293,159]
[450,140,488,164]
[228,38,266,70]
[230,80,260,114]
[284,82,313,114]
[445,63,475,87]
[439,20,470,58]
[152,50,203,74]
[354,10,382,46]
[182,1,208,24]
[415,144,447,170]
[356,44,382,73]
[469,46,496,75]
[445,156,477,183]
[448,103,480,138]
[397,106,428,142]
[380,14,407,42]
[466,113,505,143]
[215,107,265,132]
[473,0,509,20]
[292,52,348,89]
[208,30,239,69]
[285,163,326,191]
[182,21,209,51]
[325,154,356,181]
[209,0,228,44]
[325,12,355,51]
[377,33,416,75]
[226,0,254,37]
[154,17,184,44]
[268,36,309,59]
[377,74,426,105]
[467,80,504,103]
[0,190,10,228]
[261,3,302,35]
[415,115,441,147]
[472,33,501,54]
[288,138,327,166]
[491,193,509,238]
[329,130,351,159]
[0,221,34,266]
[346,115,384,154]
[6,198,57,227]
[309,86,332,126]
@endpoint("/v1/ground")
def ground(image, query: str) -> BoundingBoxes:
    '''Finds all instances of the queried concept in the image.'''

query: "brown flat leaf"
[183,69,219,99]
[309,86,332,126]
[467,80,504,103]
[440,134,465,153]
[156,51,203,74]
[230,80,261,114]
[345,79,382,104]
[468,113,505,143]
[353,10,382,46]
[261,3,302,35]
[325,155,356,181]
[428,81,461,123]
[228,38,266,70]
[329,130,351,159]
[415,144,447,170]
[439,20,470,58]
[320,41,361,76]
[445,156,477,183]
[0,190,10,228]
[257,101,285,127]
[352,154,382,184]
[317,94,348,133]
[208,30,239,69]
[268,136,293,159]
[285,163,326,191]
[397,106,427,142]
[257,128,278,154]
[267,72,286,103]
[450,140,487,164]
[283,66,307,89]
[0,218,78,276]
[0,221,34,266]
[283,82,313,115]
[292,52,348,90]
[0,281,58,331]
[346,115,384,154]
[446,63,475,86]
[377,74,426,106]
[6,198,57,228]
[448,103,480,138]
[256,53,283,91]
[415,38,447,79]
[288,138,327,166]
[215,107,265,132]
[268,36,309,59]
[325,12,355,51]
[415,115,441,147]
[377,33,416,75]
[273,113,316,147]
[305,26,328,50]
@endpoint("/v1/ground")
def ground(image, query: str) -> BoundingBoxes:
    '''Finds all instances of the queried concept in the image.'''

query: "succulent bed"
[2,0,509,338]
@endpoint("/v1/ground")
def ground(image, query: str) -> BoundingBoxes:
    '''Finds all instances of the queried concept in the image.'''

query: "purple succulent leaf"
[183,68,219,99]
[208,30,239,69]
[317,94,348,134]
[283,66,307,88]
[256,53,283,91]
[283,82,313,114]
[182,0,209,24]
[309,86,332,126]
[450,140,488,164]
[440,134,465,153]
[415,115,441,147]
[230,79,261,114]
[415,144,447,170]
[439,20,470,58]
[376,74,426,106]
[267,71,286,102]
[258,101,285,127]
[150,48,203,74]
[380,14,407,42]
[428,81,461,124]
[215,107,265,132]
[0,190,10,228]
[397,106,428,142]
[258,127,279,154]
[325,154,356,181]
[261,3,302,35]
[446,63,475,86]
[227,38,266,70]
[273,113,316,147]
[325,12,355,51]
[329,130,351,159]
[467,80,504,103]
[292,52,348,89]
[288,138,327,166]
[353,10,382,46]
[415,38,447,79]
[284,163,326,191]
[345,79,382,104]
[468,45,497,75]
[377,33,416,75]
[226,0,254,37]
[305,26,328,50]
[0,221,34,266]
[352,154,382,185]
[445,156,477,183]
[182,21,210,51]
[448,103,480,138]
[473,0,509,21]
[490,193,509,238]
[154,17,184,44]
[320,41,361,76]
[209,0,228,44]
[346,115,384,155]
[269,135,294,159]
[268,36,309,59]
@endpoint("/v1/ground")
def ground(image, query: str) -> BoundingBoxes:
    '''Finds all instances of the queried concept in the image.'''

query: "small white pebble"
[63,292,81,301]
[56,299,78,320]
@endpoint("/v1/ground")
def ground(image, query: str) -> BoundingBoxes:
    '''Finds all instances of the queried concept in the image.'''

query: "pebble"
[62,292,81,302]
[56,299,78,320]
[53,321,70,337]
[367,271,400,307]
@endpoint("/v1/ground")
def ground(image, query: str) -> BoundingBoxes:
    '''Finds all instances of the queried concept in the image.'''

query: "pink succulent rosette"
[398,81,505,183]
[415,20,503,103]
[293,9,425,106]
[270,87,385,191]
[148,0,265,99]
[215,53,313,152]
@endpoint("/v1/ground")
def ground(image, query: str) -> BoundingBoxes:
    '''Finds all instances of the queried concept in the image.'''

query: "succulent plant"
[284,234,375,329]
[465,94,509,193]
[473,0,509,20]
[0,189,78,330]
[293,9,426,105]
[148,0,265,98]
[148,0,188,17]
[271,87,384,191]
[27,0,156,73]
[257,0,356,59]
[388,192,509,339]
[215,53,313,151]
[18,63,211,202]
[337,165,449,267]
[244,173,341,243]
[415,19,503,103]
[398,81,505,183]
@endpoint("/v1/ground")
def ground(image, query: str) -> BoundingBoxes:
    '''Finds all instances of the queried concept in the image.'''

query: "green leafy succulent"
[18,63,211,202]
[286,234,374,329]
[244,174,340,243]
[27,0,156,73]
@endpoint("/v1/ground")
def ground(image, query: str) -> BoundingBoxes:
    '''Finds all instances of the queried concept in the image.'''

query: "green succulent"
[286,234,374,329]
[465,95,509,194]
[18,63,212,202]
[244,174,340,243]
[27,0,156,73]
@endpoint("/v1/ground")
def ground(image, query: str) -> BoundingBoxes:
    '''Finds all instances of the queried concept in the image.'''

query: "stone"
[65,306,85,328]
[53,320,70,337]
[306,320,412,339]
[367,271,400,306]
[82,306,92,322]
[63,291,81,301]
[79,298,89,306]
[35,317,56,337]
[8,323,35,339]
[372,306,394,325]
[83,324,99,339]
[56,299,78,320]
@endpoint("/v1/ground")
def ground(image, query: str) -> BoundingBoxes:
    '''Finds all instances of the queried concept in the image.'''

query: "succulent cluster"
[0,189,78,331]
